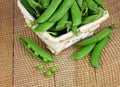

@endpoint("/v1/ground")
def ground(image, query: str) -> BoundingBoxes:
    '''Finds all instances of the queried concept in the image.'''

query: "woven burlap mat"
[0,0,120,87]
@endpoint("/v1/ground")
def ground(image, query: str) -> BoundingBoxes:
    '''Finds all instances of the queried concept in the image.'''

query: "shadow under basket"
[18,0,109,55]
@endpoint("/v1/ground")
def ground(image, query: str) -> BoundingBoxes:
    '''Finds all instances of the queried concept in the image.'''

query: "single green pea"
[34,51,39,56]
[27,44,31,48]
[44,70,52,77]
[37,64,44,70]
[50,66,57,73]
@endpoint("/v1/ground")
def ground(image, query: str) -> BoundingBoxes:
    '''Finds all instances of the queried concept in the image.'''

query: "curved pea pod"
[84,0,98,11]
[71,43,96,59]
[94,0,106,10]
[19,0,36,17]
[71,0,82,35]
[32,21,55,32]
[39,0,51,9]
[17,35,55,63]
[76,24,116,46]
[91,37,110,68]
[82,9,103,24]
[49,0,74,22]
[27,0,42,17]
[36,0,62,23]
[55,12,69,31]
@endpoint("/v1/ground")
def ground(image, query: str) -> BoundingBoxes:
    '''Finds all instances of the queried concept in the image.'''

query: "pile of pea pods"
[20,0,106,36]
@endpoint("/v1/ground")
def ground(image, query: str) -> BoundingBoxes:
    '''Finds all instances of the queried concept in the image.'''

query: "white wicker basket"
[18,0,109,55]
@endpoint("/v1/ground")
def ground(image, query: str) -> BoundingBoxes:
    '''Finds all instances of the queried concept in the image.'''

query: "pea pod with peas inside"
[76,24,116,46]
[17,35,55,63]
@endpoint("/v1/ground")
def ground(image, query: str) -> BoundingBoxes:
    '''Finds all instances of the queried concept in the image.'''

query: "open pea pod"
[18,35,55,63]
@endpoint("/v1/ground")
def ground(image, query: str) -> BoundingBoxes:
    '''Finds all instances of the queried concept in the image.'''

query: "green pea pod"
[55,12,69,31]
[94,0,106,10]
[49,0,74,22]
[40,0,51,8]
[76,24,116,46]
[84,0,98,11]
[33,21,55,32]
[17,35,55,63]
[27,0,42,17]
[82,9,103,24]
[71,0,82,35]
[71,43,96,59]
[91,37,110,68]
[36,0,62,23]
[19,0,36,17]
[76,0,83,8]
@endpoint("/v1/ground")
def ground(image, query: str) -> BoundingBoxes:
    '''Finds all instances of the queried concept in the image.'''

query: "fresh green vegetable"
[37,64,44,70]
[84,0,98,11]
[32,21,55,32]
[91,37,110,68]
[55,12,69,31]
[50,66,57,73]
[76,24,115,46]
[39,0,50,8]
[72,43,96,59]
[76,0,83,8]
[17,35,55,63]
[36,0,62,23]
[27,0,42,17]
[19,0,36,17]
[94,0,106,10]
[44,70,52,77]
[82,8,103,24]
[49,0,74,22]
[71,0,82,35]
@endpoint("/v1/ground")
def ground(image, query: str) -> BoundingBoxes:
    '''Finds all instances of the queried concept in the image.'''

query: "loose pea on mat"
[84,0,98,11]
[55,12,69,31]
[76,24,116,46]
[36,0,62,23]
[71,0,82,35]
[50,66,57,73]
[44,70,52,77]
[37,64,44,70]
[94,0,106,10]
[20,0,36,17]
[49,0,74,22]
[39,0,50,9]
[17,35,55,63]
[91,37,110,68]
[71,43,96,59]
[32,21,55,32]
[82,8,103,24]
[27,0,42,17]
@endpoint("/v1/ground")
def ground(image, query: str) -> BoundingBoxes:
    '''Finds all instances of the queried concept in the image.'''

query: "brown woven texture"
[0,0,120,87]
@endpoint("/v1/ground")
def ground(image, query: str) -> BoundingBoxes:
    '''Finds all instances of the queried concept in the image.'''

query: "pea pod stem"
[76,24,116,46]
[72,43,96,59]
[36,0,62,23]
[91,37,110,68]
[49,0,74,22]
[17,35,55,63]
